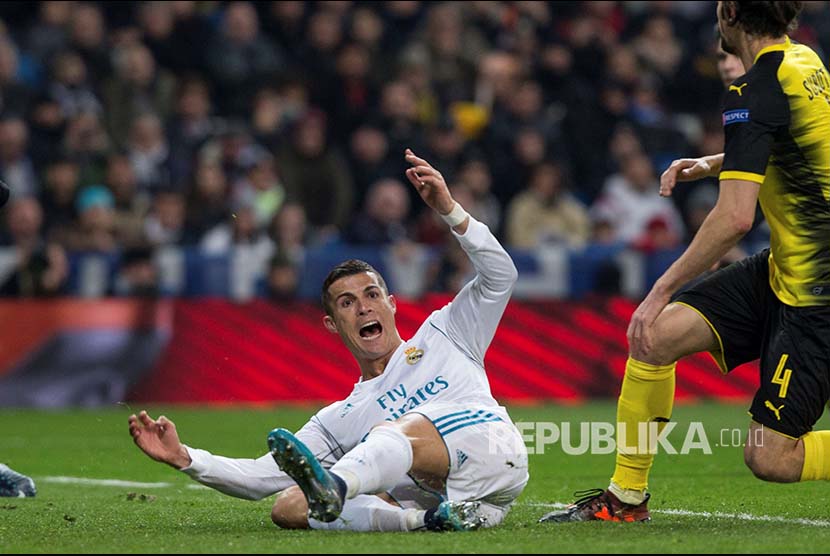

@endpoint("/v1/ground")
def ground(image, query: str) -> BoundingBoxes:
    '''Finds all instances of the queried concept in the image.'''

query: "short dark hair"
[722,1,802,37]
[321,259,388,316]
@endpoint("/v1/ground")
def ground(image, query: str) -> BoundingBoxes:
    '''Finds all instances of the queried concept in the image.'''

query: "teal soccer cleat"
[425,500,487,531]
[267,428,344,523]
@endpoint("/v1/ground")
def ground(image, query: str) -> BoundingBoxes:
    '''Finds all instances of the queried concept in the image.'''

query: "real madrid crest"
[405,346,424,365]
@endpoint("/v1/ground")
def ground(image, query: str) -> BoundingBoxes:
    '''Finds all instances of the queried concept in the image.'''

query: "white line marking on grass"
[656,508,830,528]
[522,502,830,527]
[41,476,173,488]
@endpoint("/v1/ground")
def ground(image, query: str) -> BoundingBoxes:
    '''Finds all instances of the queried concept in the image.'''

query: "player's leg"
[330,412,450,499]
[269,413,454,525]
[270,486,308,529]
[542,251,772,523]
[271,485,427,531]
[744,303,830,483]
[324,412,491,530]
[540,303,716,524]
[611,302,718,500]
[743,421,803,482]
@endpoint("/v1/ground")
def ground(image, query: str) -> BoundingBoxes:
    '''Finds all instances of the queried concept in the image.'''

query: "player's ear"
[323,315,338,334]
[388,294,397,314]
[722,2,738,26]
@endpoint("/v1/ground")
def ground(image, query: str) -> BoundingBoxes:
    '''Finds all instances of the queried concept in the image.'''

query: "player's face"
[324,272,398,360]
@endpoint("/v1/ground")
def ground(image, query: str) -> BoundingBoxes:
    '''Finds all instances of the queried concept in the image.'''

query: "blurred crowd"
[0,1,827,298]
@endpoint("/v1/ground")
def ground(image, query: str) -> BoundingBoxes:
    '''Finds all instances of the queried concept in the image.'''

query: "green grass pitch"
[2,402,829,553]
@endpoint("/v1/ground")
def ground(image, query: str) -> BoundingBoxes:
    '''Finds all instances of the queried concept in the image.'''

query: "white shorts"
[412,404,529,524]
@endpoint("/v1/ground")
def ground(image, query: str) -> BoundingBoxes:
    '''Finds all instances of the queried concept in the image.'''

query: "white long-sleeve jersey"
[181,217,518,500]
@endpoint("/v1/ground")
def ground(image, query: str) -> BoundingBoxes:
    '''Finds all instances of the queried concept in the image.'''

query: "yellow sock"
[801,431,830,481]
[611,357,676,493]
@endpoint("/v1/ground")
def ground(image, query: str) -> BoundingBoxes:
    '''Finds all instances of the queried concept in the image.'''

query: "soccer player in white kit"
[128,149,528,532]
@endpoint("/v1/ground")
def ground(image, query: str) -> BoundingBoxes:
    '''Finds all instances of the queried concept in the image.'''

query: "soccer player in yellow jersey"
[542,1,830,523]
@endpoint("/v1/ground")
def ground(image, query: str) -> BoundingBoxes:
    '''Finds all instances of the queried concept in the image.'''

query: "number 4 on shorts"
[772,354,793,399]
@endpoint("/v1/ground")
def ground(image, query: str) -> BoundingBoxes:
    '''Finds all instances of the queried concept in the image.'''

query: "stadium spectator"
[0,118,38,198]
[717,45,746,87]
[268,201,308,265]
[126,113,170,192]
[345,178,411,245]
[505,161,591,250]
[39,156,80,241]
[138,2,179,74]
[455,157,500,232]
[200,189,271,256]
[183,159,229,244]
[25,1,71,67]
[249,86,288,152]
[590,152,684,246]
[143,189,186,247]
[0,39,33,118]
[375,81,425,165]
[63,184,117,253]
[276,109,354,236]
[103,43,176,149]
[231,147,285,230]
[265,251,299,302]
[0,196,68,297]
[62,111,111,181]
[47,51,102,121]
[422,115,465,182]
[206,1,284,116]
[106,152,149,249]
[68,3,110,85]
[166,76,218,185]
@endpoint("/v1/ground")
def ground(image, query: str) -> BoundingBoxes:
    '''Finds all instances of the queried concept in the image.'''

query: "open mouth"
[359,320,383,340]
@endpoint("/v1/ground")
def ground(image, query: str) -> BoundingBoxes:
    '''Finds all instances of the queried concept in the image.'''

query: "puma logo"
[765,400,784,421]
[730,83,748,96]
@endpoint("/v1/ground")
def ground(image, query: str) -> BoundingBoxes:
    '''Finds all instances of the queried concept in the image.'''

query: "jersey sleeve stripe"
[720,170,766,184]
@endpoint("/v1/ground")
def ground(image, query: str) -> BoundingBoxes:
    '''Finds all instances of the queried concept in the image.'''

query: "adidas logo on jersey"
[456,449,469,469]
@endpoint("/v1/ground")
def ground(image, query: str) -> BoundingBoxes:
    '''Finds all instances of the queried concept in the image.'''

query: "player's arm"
[129,410,337,501]
[631,67,787,356]
[404,149,518,366]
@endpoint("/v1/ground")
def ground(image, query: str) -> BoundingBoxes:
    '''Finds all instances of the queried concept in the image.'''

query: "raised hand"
[404,149,455,215]
[128,410,192,469]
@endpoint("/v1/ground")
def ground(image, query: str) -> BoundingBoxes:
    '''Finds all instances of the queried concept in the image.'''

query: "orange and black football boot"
[538,488,651,523]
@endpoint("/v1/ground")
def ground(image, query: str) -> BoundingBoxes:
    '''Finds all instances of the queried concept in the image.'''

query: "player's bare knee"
[630,347,676,367]
[629,336,677,367]
[271,487,309,529]
[743,442,800,483]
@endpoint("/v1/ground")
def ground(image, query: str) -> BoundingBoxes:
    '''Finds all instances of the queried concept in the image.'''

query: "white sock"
[608,481,647,505]
[331,426,413,498]
[308,494,425,532]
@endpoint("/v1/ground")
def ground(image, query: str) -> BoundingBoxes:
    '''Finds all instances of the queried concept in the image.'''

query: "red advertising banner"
[0,297,758,407]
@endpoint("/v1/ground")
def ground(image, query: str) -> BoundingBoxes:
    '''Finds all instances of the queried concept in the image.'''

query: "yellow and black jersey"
[720,36,830,307]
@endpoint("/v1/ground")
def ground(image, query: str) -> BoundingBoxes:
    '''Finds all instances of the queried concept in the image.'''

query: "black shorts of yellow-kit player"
[673,249,830,439]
